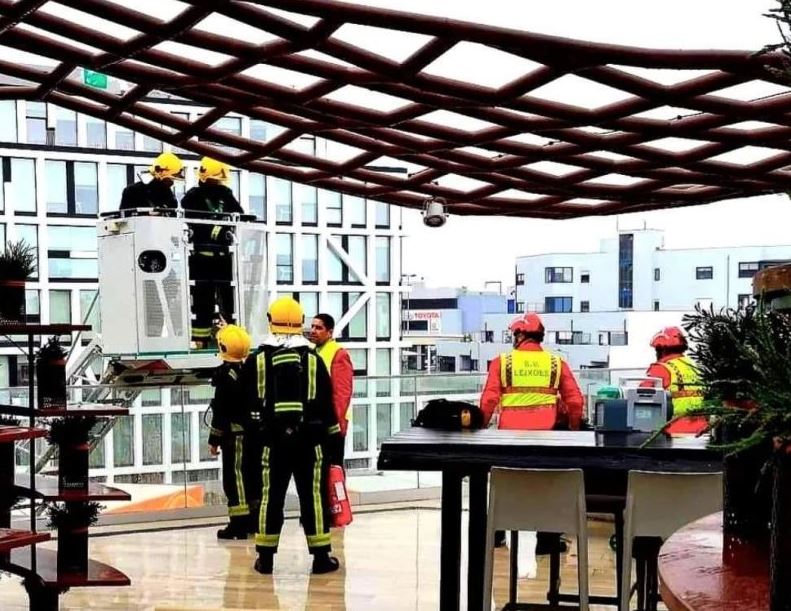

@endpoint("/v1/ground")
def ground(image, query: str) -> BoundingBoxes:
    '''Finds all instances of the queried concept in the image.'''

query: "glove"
[325,433,345,466]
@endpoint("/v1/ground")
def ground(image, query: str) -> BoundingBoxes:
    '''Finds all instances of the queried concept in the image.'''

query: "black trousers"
[220,432,249,521]
[255,438,331,554]
[189,250,235,342]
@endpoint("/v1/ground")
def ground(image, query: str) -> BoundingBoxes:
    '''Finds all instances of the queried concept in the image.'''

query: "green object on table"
[596,385,622,399]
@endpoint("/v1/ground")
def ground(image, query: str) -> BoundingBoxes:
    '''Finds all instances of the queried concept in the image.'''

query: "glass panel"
[375,200,390,227]
[301,234,318,283]
[296,292,318,324]
[249,173,265,219]
[171,412,191,464]
[142,132,163,152]
[75,162,98,214]
[327,242,343,283]
[26,102,46,144]
[142,414,163,465]
[49,226,97,251]
[0,161,4,212]
[89,439,105,468]
[345,194,366,226]
[275,233,293,283]
[399,404,413,432]
[352,404,368,452]
[348,293,366,339]
[25,289,40,321]
[250,119,268,141]
[348,236,366,282]
[113,123,135,150]
[52,106,77,146]
[376,293,391,338]
[113,415,134,467]
[376,403,392,449]
[229,170,240,201]
[320,188,342,225]
[0,101,17,143]
[199,418,217,462]
[11,158,36,213]
[269,177,292,223]
[16,225,38,278]
[215,116,241,136]
[299,183,318,224]
[48,290,71,324]
[79,289,100,331]
[106,164,130,212]
[325,293,343,327]
[45,160,68,214]
[375,237,390,282]
[85,115,106,148]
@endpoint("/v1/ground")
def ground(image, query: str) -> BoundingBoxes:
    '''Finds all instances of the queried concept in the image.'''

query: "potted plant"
[681,304,772,538]
[36,336,68,410]
[47,416,96,492]
[47,501,102,573]
[0,240,36,323]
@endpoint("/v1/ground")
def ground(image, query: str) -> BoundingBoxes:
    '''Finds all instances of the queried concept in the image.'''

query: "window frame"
[544,296,573,313]
[696,266,714,280]
[544,266,573,283]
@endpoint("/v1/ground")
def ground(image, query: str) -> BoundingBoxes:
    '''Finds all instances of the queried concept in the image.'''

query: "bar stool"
[483,467,589,611]
[619,470,723,611]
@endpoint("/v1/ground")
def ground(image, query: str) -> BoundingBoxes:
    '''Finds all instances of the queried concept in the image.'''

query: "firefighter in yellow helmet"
[181,157,244,347]
[119,152,183,210]
[208,324,253,539]
[241,297,342,575]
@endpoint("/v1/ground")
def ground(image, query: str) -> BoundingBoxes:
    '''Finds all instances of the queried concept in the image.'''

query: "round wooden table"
[658,512,769,611]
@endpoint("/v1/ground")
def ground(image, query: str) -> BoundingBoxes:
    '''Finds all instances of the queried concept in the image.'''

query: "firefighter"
[181,157,244,347]
[645,326,706,434]
[480,312,584,551]
[119,152,183,210]
[243,296,343,575]
[208,324,253,539]
[310,313,353,462]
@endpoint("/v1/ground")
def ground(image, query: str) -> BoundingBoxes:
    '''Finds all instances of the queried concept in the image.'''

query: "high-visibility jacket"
[481,342,584,430]
[317,339,354,436]
[646,354,706,434]
[499,349,560,430]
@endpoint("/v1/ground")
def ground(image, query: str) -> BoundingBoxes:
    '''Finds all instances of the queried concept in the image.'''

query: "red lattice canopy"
[0,0,790,218]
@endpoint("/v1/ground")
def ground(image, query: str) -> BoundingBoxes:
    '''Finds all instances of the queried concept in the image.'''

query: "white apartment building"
[0,86,406,481]
[438,228,791,372]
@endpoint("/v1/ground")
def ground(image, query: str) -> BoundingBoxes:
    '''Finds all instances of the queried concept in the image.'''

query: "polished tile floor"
[0,509,651,610]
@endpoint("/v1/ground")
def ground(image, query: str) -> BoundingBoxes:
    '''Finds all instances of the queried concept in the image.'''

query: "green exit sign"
[83,69,108,90]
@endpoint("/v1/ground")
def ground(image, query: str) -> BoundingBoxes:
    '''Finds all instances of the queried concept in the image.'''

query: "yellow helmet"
[149,152,184,181]
[267,297,304,335]
[198,157,231,184]
[216,324,252,363]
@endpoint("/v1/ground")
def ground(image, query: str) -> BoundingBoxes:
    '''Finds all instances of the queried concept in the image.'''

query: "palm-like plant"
[0,240,37,281]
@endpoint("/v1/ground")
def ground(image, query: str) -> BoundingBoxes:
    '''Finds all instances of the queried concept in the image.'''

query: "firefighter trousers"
[220,432,249,520]
[189,250,235,342]
[255,438,331,554]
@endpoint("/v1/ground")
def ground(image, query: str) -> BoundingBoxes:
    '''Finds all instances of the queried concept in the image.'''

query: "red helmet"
[650,326,687,350]
[509,313,544,335]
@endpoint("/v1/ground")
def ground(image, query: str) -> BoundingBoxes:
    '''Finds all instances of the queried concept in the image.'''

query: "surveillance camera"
[422,198,448,228]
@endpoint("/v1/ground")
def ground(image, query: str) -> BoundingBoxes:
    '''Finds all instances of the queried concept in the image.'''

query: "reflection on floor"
[0,509,648,610]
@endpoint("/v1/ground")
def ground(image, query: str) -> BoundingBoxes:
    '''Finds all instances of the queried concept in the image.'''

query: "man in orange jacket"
[481,313,584,551]
[644,326,706,435]
[310,314,354,463]
[481,313,584,431]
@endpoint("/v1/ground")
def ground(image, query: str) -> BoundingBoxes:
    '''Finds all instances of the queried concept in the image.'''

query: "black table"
[377,428,721,611]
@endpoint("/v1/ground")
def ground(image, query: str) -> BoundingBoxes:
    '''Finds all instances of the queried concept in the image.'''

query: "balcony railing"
[0,367,644,525]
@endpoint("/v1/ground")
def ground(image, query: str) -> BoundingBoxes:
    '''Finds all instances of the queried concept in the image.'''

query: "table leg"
[440,470,463,611]
[467,470,488,611]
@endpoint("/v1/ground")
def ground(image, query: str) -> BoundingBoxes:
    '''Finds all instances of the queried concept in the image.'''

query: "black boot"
[494,530,506,548]
[254,551,274,574]
[312,551,340,574]
[217,518,249,540]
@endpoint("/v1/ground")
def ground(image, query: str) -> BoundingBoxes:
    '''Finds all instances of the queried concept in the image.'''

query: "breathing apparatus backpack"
[412,398,484,431]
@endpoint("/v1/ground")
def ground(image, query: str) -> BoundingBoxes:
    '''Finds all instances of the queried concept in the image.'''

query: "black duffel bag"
[412,398,484,431]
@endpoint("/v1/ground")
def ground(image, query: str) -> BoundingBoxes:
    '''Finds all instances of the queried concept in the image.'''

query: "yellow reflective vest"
[499,350,562,409]
[660,356,703,417]
[317,339,342,375]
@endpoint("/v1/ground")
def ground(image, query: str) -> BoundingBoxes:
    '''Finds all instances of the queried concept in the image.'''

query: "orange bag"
[327,465,352,527]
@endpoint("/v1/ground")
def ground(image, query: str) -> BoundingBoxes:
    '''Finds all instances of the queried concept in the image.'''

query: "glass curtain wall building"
[0,94,406,480]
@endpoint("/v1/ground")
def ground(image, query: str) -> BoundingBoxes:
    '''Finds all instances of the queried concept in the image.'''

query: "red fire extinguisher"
[327,464,353,527]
